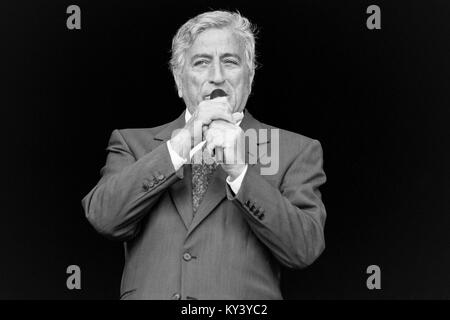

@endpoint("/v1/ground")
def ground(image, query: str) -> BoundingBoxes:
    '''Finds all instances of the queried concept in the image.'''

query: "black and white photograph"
[2,0,450,306]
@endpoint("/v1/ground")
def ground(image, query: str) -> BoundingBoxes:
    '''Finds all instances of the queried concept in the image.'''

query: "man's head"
[170,11,257,114]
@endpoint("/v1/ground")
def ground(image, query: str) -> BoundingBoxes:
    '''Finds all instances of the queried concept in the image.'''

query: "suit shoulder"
[116,124,165,141]
[257,120,319,151]
[110,120,176,152]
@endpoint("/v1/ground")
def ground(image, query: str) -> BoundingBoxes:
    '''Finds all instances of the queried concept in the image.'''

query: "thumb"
[231,112,244,124]
[212,96,228,103]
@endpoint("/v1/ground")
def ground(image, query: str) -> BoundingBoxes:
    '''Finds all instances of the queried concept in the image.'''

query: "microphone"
[208,89,228,163]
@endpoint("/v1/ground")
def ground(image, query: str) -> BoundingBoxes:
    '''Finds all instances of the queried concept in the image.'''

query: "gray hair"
[170,10,257,76]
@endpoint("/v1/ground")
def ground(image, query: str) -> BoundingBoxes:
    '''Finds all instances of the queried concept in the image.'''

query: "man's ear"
[173,71,183,98]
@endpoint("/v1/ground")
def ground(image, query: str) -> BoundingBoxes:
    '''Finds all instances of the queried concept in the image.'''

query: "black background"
[2,0,450,299]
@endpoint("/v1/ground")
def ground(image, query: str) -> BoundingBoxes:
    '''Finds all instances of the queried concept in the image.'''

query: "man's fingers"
[208,119,238,132]
[209,112,233,123]
[204,128,225,154]
[195,111,232,126]
[211,96,228,103]
[205,134,216,155]
[231,112,243,124]
[205,107,233,124]
[198,100,233,124]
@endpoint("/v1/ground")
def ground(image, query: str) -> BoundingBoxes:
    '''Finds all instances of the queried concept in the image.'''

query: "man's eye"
[224,59,239,65]
[193,60,209,67]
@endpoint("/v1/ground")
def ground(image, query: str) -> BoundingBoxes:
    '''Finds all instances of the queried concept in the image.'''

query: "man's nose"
[208,61,225,84]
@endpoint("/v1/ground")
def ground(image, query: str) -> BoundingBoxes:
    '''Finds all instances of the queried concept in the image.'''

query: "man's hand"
[169,97,233,160]
[204,118,246,180]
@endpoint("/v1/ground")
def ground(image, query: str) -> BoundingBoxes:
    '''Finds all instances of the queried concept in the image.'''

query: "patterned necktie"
[191,154,217,214]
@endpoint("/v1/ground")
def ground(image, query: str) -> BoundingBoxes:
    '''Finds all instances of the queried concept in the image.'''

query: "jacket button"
[157,174,165,181]
[259,213,265,220]
[245,200,251,207]
[183,252,192,261]
[142,183,150,191]
[172,293,181,300]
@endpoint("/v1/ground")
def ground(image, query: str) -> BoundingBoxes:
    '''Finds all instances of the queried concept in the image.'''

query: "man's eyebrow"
[190,53,242,62]
[221,53,242,62]
[190,54,213,62]
[221,53,241,60]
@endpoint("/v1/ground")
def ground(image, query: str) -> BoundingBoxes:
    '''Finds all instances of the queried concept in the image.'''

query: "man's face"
[175,28,254,114]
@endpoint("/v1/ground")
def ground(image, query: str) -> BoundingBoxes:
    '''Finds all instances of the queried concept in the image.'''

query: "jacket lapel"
[151,111,194,229]
[169,165,193,229]
[153,111,186,143]
[186,165,227,237]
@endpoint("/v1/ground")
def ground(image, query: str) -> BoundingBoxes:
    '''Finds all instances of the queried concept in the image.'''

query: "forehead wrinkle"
[190,28,243,54]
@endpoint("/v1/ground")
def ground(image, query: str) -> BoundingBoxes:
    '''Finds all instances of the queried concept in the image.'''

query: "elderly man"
[82,10,326,300]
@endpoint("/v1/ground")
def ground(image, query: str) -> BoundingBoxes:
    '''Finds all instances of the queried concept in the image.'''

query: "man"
[82,10,326,300]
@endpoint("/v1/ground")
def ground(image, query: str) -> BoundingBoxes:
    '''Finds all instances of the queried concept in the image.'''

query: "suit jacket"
[82,110,326,300]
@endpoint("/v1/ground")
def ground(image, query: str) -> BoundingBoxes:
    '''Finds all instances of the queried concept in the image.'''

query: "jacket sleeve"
[227,139,327,269]
[82,129,183,241]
